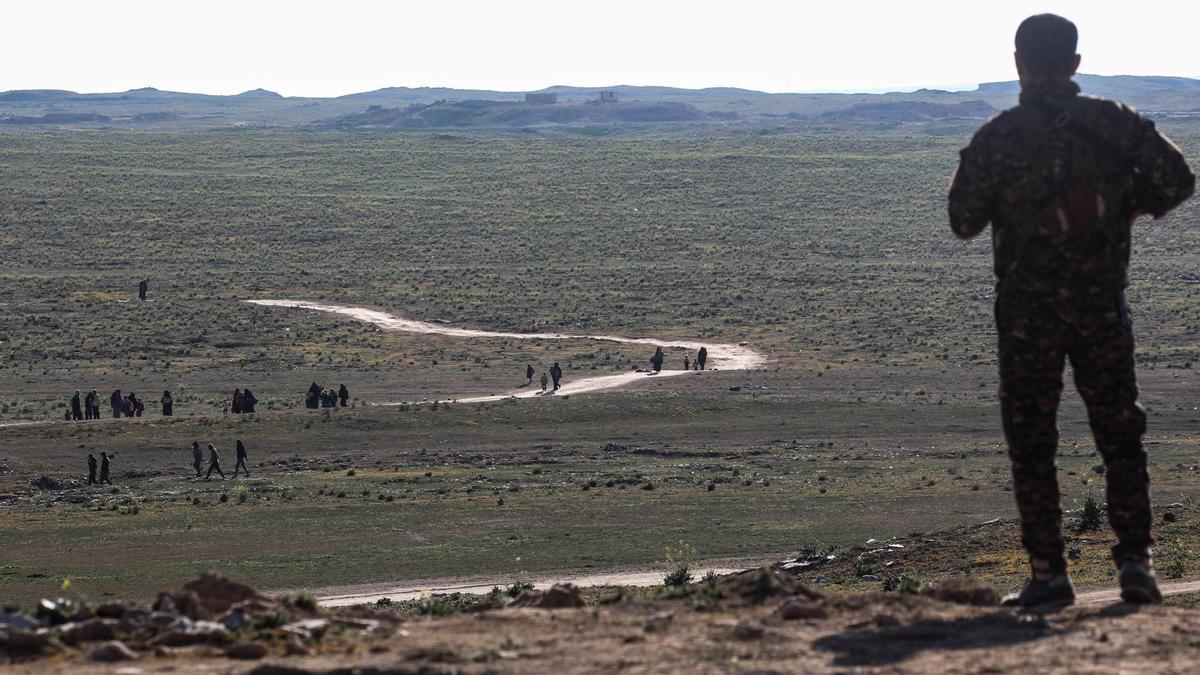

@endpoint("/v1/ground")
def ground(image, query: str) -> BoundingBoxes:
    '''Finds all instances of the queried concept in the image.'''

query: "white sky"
[2,1,1197,97]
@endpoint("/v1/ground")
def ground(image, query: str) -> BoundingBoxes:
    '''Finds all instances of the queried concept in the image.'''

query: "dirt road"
[246,299,768,404]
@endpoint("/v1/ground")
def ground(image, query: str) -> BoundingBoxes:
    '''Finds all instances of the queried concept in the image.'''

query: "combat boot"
[1118,561,1163,604]
[1001,573,1075,609]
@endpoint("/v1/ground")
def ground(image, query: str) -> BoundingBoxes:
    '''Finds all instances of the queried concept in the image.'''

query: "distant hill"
[0,74,1196,130]
[316,100,706,129]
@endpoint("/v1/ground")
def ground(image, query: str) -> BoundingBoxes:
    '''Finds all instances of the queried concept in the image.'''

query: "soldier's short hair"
[1015,14,1078,76]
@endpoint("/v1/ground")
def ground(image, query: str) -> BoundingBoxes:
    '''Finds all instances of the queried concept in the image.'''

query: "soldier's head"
[1015,14,1080,83]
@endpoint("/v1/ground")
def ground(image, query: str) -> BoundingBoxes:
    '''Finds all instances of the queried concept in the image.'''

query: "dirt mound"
[4,571,1199,672]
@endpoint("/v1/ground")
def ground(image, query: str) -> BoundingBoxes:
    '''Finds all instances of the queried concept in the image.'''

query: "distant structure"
[525,93,558,105]
[595,90,618,103]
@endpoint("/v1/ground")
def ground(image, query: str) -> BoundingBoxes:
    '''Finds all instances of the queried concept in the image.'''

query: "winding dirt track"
[246,299,768,403]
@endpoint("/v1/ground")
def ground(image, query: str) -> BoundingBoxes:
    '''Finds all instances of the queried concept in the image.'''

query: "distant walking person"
[539,372,549,392]
[232,389,244,414]
[98,452,112,485]
[138,278,148,301]
[525,365,535,385]
[110,390,123,419]
[338,384,350,407]
[192,441,203,477]
[161,390,174,417]
[549,362,563,391]
[683,354,690,371]
[242,388,258,413]
[697,347,708,371]
[87,452,98,485]
[205,444,225,479]
[650,347,664,374]
[234,439,250,477]
[70,391,83,421]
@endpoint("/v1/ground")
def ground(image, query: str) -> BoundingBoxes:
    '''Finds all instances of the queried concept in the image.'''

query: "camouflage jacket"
[949,79,1194,295]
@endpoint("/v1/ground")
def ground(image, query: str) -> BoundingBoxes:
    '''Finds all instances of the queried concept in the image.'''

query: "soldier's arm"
[1129,115,1195,219]
[948,136,994,239]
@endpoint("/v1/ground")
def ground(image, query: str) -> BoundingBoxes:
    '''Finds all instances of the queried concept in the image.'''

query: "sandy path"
[246,299,768,404]
[0,300,765,429]
[313,563,752,607]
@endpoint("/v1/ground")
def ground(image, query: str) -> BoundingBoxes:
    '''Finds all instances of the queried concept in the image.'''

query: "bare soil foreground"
[5,569,1200,674]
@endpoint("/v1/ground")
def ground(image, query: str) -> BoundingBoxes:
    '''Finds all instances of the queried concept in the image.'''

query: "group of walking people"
[525,363,564,392]
[226,388,259,415]
[306,383,350,409]
[68,389,176,421]
[650,346,707,374]
[86,452,113,485]
[191,440,250,479]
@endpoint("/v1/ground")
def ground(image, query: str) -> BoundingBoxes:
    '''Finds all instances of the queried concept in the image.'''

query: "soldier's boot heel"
[1001,573,1075,609]
[1118,562,1163,604]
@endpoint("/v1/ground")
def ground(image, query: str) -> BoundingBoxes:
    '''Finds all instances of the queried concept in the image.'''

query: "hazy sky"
[3,1,1197,97]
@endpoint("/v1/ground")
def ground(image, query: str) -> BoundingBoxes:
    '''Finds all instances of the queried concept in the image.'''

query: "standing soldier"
[98,452,113,485]
[525,364,535,386]
[192,441,204,477]
[697,347,708,371]
[234,439,250,477]
[83,390,94,420]
[161,390,174,417]
[205,443,226,479]
[949,14,1194,607]
[87,452,98,485]
[549,362,563,391]
[338,383,350,407]
[138,278,148,300]
[70,391,83,422]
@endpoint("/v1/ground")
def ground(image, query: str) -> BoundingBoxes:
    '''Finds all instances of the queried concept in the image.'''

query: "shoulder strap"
[1024,99,1135,173]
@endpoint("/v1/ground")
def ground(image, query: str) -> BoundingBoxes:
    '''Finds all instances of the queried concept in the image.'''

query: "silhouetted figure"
[232,389,244,414]
[126,392,142,418]
[540,372,548,392]
[550,362,563,391]
[70,391,83,421]
[110,390,123,419]
[683,354,690,371]
[84,390,95,420]
[525,365,534,385]
[161,390,174,417]
[206,444,225,479]
[138,278,148,301]
[650,347,664,374]
[99,452,112,485]
[234,439,249,477]
[242,388,258,413]
[89,389,100,420]
[192,441,203,477]
[87,453,98,485]
[697,347,708,371]
[338,384,349,407]
[306,383,321,409]
[122,395,135,418]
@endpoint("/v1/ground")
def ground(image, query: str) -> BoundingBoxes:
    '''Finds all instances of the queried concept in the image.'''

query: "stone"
[59,618,119,645]
[532,583,585,609]
[734,618,765,640]
[2,628,53,652]
[282,618,330,640]
[155,590,204,619]
[644,611,673,634]
[225,642,269,660]
[861,575,880,581]
[180,573,278,618]
[0,612,37,631]
[35,597,76,626]
[118,608,152,633]
[91,640,139,662]
[776,599,828,621]
[150,617,230,646]
[95,601,126,618]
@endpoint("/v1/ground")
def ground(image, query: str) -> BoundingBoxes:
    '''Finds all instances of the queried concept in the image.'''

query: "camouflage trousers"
[996,288,1152,573]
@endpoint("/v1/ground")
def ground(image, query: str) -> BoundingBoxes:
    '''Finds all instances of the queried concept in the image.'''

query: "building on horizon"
[525,92,558,105]
[595,90,617,103]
